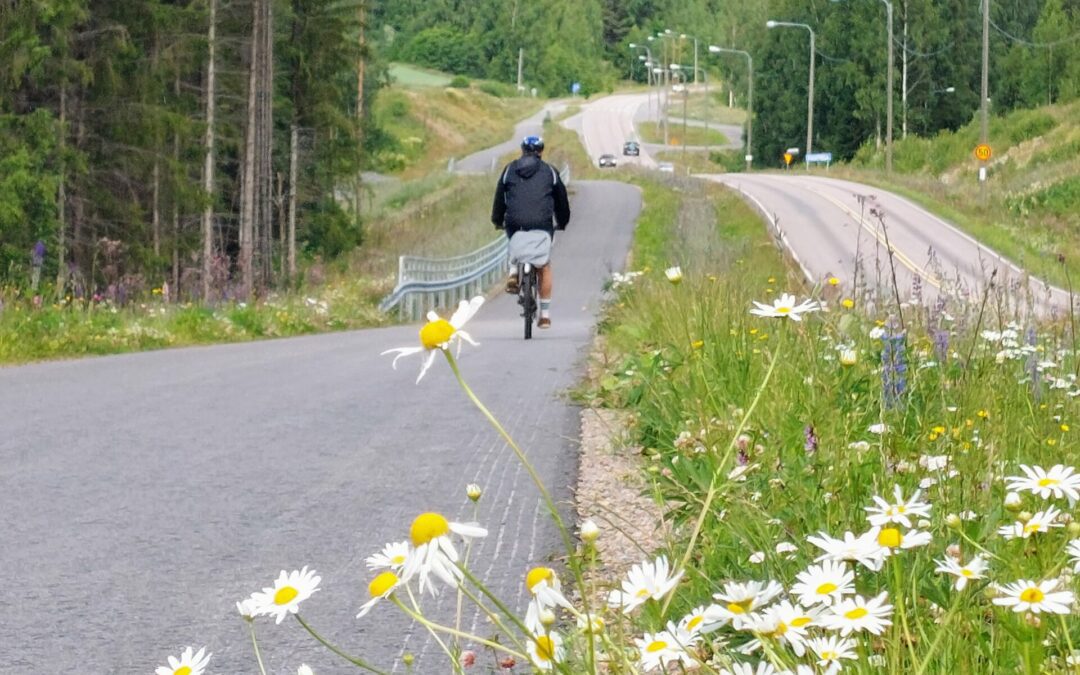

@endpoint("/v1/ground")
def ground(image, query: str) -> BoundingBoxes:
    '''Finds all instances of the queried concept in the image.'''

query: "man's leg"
[537,262,553,328]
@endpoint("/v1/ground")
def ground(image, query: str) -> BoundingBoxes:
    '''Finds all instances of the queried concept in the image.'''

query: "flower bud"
[466,484,482,502]
[580,519,600,544]
[1018,511,1033,523]
[539,608,556,626]
[918,518,932,529]
[1004,491,1023,511]
[945,514,962,529]
[1024,612,1042,628]
[1069,522,1080,537]
[461,650,477,667]
[665,266,683,285]
[839,348,857,366]
[499,657,516,669]
[946,543,962,560]
[402,654,415,666]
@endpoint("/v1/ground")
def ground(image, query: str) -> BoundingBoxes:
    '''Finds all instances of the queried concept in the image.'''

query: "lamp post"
[687,64,711,154]
[670,64,688,159]
[680,33,701,84]
[767,20,815,161]
[709,45,754,171]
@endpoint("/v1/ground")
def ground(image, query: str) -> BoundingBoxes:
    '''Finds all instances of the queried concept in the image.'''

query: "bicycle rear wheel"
[522,267,534,340]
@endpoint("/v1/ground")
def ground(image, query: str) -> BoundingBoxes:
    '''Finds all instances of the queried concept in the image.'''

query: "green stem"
[294,614,388,674]
[456,583,529,653]
[1061,615,1079,674]
[913,593,965,675]
[391,596,528,660]
[405,584,463,675]
[457,565,537,640]
[443,351,596,670]
[664,340,781,614]
[892,557,919,668]
[247,620,268,675]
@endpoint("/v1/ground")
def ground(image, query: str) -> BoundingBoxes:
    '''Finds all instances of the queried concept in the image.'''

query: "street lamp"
[934,86,956,94]
[686,64,711,153]
[679,33,701,85]
[670,65,690,159]
[709,45,754,171]
[767,20,816,161]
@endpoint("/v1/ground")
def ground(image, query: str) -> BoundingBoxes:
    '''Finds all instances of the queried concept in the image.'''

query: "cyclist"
[491,135,571,329]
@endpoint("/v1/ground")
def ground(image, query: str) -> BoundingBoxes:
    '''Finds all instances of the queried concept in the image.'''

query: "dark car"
[598,154,617,168]
[623,141,640,156]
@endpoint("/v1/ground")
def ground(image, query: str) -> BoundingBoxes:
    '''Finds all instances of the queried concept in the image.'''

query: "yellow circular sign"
[974,144,992,161]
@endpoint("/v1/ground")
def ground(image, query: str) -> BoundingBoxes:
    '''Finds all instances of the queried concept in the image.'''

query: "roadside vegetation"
[638,121,729,148]
[842,100,1080,287]
[580,163,1080,671]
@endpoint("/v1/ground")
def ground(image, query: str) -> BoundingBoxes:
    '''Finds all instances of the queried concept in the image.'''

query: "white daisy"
[524,567,575,633]
[155,646,212,675]
[365,541,410,571]
[749,293,820,321]
[248,566,321,624]
[993,579,1075,614]
[870,526,932,556]
[746,600,820,656]
[1005,464,1080,505]
[807,530,888,571]
[1067,540,1080,572]
[636,624,698,672]
[934,555,989,590]
[402,512,487,595]
[865,484,932,528]
[608,555,684,614]
[235,597,257,619]
[665,266,683,284]
[526,632,564,671]
[381,297,484,383]
[819,592,893,635]
[298,666,313,675]
[867,423,888,434]
[791,560,855,607]
[997,505,1063,540]
[678,604,726,636]
[356,570,403,618]
[711,580,784,629]
[807,635,857,673]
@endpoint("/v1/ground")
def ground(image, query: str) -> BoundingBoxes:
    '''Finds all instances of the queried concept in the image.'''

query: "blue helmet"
[521,135,545,154]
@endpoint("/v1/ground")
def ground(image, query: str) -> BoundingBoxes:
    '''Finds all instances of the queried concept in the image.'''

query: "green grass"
[388,62,454,88]
[638,121,728,147]
[663,90,748,126]
[586,160,1080,671]
[843,100,1080,287]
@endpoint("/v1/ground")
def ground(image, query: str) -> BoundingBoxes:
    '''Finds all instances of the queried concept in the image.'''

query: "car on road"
[657,161,675,173]
[623,141,640,156]
[598,154,617,168]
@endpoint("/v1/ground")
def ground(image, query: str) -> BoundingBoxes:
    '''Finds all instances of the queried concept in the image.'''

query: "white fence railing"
[379,164,570,321]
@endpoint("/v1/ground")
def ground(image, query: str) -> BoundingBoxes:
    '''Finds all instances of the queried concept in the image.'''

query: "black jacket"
[490,154,571,238]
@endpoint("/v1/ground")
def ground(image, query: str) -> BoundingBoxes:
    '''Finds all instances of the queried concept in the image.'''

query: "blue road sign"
[806,152,833,164]
[571,82,581,94]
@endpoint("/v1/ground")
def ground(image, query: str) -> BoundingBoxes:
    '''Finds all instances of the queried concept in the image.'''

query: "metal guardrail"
[379,164,571,321]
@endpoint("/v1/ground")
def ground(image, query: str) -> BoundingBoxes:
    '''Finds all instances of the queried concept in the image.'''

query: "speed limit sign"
[974,144,992,161]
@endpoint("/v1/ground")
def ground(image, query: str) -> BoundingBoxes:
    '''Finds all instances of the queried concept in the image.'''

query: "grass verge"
[638,121,728,147]
[586,159,1080,671]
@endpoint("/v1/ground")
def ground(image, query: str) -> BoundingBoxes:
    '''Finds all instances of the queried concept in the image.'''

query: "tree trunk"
[152,159,161,257]
[258,0,274,290]
[276,172,286,276]
[171,71,181,298]
[240,0,260,299]
[201,0,217,302]
[288,124,298,281]
[56,82,68,298]
[901,12,909,139]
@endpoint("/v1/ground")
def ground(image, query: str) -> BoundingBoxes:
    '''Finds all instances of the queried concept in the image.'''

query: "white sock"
[540,300,551,319]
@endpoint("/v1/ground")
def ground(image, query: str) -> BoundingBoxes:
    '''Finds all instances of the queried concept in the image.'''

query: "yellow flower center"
[274,586,299,605]
[410,512,451,545]
[1024,523,1042,534]
[816,582,838,595]
[391,555,406,565]
[842,298,855,309]
[961,569,974,577]
[419,319,455,350]
[646,640,668,653]
[727,599,753,614]
[1038,477,1059,487]
[369,571,398,597]
[821,650,837,660]
[829,277,840,286]
[877,527,902,548]
[776,306,791,314]
[1020,587,1045,603]
[636,588,651,598]
[844,607,869,620]
[174,668,192,675]
[791,616,813,627]
[534,636,555,662]
[526,567,555,593]
[773,621,788,635]
[687,615,704,631]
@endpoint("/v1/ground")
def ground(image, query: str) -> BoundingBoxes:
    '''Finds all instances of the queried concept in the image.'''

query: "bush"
[448,75,469,89]
[303,197,363,258]
[401,27,484,78]
[477,81,514,98]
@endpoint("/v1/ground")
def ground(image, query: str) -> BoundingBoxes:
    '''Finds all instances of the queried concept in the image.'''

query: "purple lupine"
[932,329,949,363]
[31,240,45,266]
[804,425,819,453]
[881,322,908,409]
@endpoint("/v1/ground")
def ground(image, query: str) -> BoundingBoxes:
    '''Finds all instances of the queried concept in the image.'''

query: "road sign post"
[975,144,991,184]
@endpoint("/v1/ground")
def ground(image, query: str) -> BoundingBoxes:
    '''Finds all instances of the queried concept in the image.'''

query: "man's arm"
[491,169,508,228]
[553,172,571,230]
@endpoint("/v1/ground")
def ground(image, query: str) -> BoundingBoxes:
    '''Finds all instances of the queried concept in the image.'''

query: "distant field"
[388,62,453,87]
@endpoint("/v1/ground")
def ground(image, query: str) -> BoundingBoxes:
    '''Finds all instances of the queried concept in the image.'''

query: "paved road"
[563,93,658,168]
[704,173,1065,310]
[0,180,640,673]
[454,101,566,174]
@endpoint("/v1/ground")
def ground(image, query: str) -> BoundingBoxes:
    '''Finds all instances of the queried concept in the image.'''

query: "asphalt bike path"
[0,177,638,672]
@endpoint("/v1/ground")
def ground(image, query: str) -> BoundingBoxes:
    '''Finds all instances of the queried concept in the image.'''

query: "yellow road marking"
[798,182,942,289]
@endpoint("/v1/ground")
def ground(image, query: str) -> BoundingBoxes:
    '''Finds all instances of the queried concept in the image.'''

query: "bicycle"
[517,261,539,339]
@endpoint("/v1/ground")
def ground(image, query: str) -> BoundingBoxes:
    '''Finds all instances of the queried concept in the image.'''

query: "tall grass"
[592,177,1080,672]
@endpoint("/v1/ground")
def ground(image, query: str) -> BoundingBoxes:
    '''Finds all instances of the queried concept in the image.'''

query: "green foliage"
[1006,175,1080,220]
[476,81,514,98]
[400,26,485,77]
[448,75,470,89]
[303,197,362,259]
[0,111,59,283]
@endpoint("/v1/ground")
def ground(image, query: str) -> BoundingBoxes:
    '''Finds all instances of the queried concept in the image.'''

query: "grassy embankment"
[840,101,1080,288]
[583,122,1080,671]
[0,65,539,364]
[638,121,729,147]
